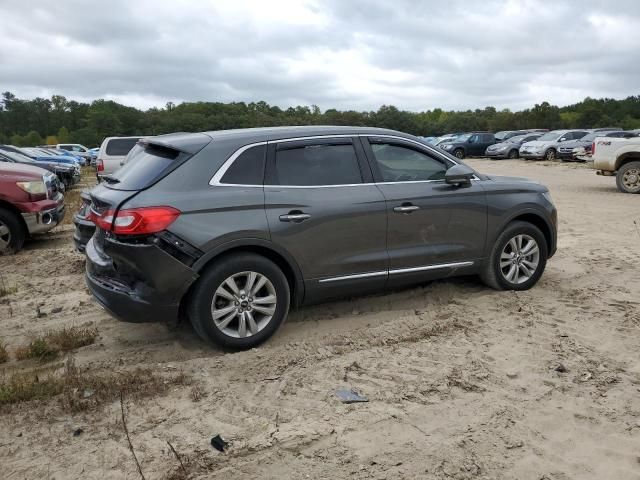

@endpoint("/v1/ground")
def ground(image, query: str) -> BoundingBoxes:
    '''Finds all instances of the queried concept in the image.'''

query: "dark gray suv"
[84,126,557,349]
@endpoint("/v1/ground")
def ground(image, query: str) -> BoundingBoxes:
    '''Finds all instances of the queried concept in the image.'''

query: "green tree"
[57,126,71,143]
[23,130,44,146]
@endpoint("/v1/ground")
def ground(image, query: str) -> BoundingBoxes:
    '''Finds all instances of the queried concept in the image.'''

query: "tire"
[508,149,519,159]
[0,207,26,255]
[188,253,290,349]
[545,149,557,161]
[615,161,640,194]
[481,221,548,291]
[453,148,465,159]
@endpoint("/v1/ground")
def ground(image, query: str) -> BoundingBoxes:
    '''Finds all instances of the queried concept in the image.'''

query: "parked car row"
[0,145,81,188]
[422,128,639,161]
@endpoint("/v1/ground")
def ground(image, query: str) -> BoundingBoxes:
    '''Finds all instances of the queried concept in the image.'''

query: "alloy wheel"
[210,271,277,338]
[500,234,540,284]
[545,149,556,161]
[0,221,11,252]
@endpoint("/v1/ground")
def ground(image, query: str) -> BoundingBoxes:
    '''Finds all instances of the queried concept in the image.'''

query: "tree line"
[1,91,639,147]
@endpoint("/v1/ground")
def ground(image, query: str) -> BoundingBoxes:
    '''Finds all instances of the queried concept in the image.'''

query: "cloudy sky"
[1,0,639,112]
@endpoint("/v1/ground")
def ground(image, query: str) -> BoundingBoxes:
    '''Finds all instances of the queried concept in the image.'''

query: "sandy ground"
[1,159,639,480]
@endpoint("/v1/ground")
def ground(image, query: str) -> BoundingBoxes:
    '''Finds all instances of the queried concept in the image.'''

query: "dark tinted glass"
[107,144,180,191]
[221,144,266,185]
[106,138,140,156]
[370,143,447,182]
[274,144,362,186]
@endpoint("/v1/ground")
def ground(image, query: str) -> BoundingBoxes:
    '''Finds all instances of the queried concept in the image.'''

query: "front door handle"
[393,204,420,214]
[279,212,311,222]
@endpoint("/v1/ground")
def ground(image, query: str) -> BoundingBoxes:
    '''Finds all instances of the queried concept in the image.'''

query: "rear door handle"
[279,213,311,222]
[393,205,420,214]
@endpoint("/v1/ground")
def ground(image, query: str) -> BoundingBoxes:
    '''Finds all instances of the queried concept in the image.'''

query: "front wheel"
[508,149,519,159]
[615,161,640,194]
[481,221,548,291]
[0,207,26,255]
[545,149,557,161]
[188,253,290,349]
[453,148,465,159]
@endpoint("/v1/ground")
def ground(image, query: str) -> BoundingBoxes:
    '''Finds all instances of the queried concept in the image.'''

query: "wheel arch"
[0,200,28,236]
[615,152,640,171]
[504,211,554,257]
[186,238,305,310]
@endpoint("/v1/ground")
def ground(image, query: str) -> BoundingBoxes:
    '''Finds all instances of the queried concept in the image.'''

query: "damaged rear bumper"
[85,234,199,323]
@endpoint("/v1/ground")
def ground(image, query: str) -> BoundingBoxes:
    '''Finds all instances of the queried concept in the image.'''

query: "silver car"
[520,129,589,161]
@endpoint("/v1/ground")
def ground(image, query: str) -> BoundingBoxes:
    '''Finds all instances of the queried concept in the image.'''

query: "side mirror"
[445,164,474,187]
[559,137,566,142]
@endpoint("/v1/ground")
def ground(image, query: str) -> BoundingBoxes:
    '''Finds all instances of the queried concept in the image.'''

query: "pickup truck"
[592,137,640,194]
[0,163,65,253]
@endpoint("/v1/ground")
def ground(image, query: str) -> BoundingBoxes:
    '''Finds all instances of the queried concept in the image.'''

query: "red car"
[0,163,65,253]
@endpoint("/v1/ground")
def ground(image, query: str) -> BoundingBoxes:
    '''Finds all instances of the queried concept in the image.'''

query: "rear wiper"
[102,175,120,184]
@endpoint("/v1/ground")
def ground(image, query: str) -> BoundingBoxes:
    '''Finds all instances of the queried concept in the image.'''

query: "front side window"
[370,142,448,182]
[274,143,362,186]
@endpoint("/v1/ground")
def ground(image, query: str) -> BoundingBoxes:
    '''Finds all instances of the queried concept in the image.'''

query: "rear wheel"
[453,148,465,159]
[545,149,557,161]
[508,149,519,159]
[0,208,25,255]
[615,161,640,194]
[481,221,548,291]
[188,253,290,349]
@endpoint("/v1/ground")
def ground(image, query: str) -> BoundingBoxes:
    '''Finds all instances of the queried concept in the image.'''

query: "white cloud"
[0,0,638,111]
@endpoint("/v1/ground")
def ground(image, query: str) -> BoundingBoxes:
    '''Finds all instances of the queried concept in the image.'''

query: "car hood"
[486,175,546,192]
[488,141,517,149]
[521,140,552,148]
[0,162,50,179]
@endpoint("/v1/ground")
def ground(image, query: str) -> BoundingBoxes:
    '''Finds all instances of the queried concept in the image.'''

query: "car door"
[361,136,487,286]
[264,136,388,302]
[467,134,482,155]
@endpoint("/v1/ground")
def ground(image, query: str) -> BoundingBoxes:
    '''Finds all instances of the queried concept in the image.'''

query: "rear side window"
[106,143,180,191]
[273,143,362,186]
[220,144,266,185]
[106,138,140,156]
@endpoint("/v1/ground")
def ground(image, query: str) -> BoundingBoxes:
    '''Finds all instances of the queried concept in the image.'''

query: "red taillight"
[591,142,595,155]
[97,159,104,172]
[95,206,180,235]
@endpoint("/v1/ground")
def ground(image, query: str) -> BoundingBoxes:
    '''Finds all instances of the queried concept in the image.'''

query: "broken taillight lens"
[94,206,180,235]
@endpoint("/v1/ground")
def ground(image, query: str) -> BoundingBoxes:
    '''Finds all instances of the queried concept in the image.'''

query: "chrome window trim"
[318,261,475,283]
[209,133,477,188]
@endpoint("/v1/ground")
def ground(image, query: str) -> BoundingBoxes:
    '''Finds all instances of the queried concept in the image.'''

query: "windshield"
[537,131,562,141]
[506,135,527,143]
[455,134,472,142]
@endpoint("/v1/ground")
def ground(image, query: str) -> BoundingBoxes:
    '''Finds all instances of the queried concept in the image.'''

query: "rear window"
[105,143,180,190]
[220,144,266,185]
[106,138,141,156]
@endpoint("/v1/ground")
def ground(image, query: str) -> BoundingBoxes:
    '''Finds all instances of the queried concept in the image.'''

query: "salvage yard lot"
[1,159,639,479]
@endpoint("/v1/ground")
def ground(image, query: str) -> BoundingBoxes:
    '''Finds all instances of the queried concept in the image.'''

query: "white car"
[519,130,589,161]
[96,136,144,177]
[56,143,92,164]
[592,136,640,193]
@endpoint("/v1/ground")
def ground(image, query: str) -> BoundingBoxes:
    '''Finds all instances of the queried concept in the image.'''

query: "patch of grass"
[0,285,17,297]
[15,326,98,362]
[0,342,8,364]
[0,357,191,411]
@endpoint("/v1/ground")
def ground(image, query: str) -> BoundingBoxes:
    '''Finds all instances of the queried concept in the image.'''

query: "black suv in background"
[439,132,497,158]
[83,126,557,349]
